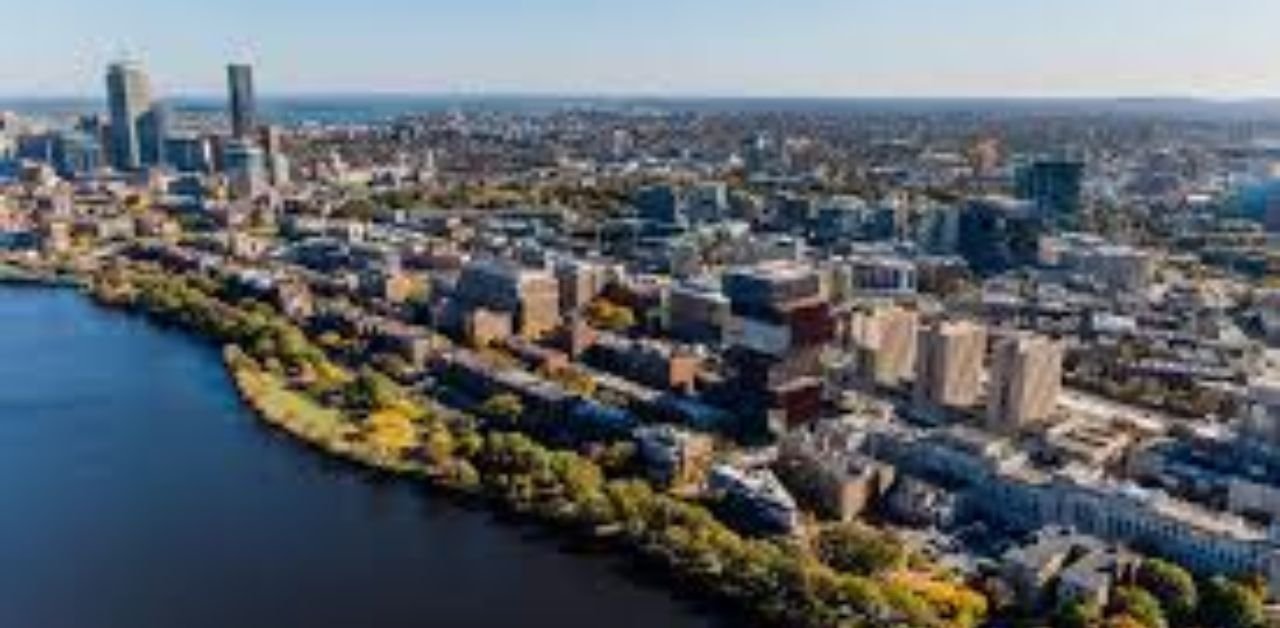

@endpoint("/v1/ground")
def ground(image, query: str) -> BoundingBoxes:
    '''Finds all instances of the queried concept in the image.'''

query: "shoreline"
[64,266,988,628]
[0,262,83,288]
[219,345,755,624]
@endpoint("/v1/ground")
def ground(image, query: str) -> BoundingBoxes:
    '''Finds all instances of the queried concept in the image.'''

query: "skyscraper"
[105,61,152,171]
[913,320,986,416]
[1016,160,1084,220]
[227,64,256,139]
[986,333,1064,434]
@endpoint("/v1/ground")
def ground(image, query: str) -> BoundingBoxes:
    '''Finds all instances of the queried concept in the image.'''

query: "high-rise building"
[986,333,1064,433]
[1016,160,1084,220]
[105,61,152,171]
[227,63,257,139]
[723,262,835,436]
[845,304,919,388]
[914,320,987,415]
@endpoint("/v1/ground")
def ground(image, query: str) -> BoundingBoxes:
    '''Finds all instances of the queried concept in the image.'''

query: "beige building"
[914,320,986,413]
[986,333,1064,433]
[846,304,919,388]
[456,259,562,339]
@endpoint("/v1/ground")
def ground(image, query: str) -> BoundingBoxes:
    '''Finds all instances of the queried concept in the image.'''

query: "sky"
[2,0,1280,99]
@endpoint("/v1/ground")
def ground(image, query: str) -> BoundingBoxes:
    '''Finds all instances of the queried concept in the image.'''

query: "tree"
[1135,559,1196,624]
[1053,599,1102,628]
[364,407,417,454]
[815,524,907,576]
[480,393,524,429]
[422,427,455,466]
[1109,586,1166,628]
[444,459,480,492]
[333,198,376,221]
[585,298,636,332]
[1200,576,1265,628]
[347,368,404,411]
[1106,616,1148,628]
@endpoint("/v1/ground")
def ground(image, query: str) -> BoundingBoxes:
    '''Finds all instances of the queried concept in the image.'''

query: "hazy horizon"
[6,0,1280,99]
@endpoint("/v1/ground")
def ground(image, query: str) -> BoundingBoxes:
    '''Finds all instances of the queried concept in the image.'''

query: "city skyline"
[6,0,1280,99]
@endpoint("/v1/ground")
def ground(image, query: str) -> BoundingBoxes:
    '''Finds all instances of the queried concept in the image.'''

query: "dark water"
[0,287,724,628]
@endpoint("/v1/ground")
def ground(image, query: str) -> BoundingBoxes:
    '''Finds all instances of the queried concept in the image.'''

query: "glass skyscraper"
[227,64,256,139]
[105,61,152,171]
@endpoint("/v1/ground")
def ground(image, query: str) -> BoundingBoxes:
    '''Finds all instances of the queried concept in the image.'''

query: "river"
[0,287,727,628]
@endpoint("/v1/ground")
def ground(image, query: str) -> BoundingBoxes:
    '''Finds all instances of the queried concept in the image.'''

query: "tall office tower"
[138,102,169,167]
[913,320,987,416]
[105,61,153,171]
[986,333,1064,434]
[227,63,256,139]
[723,262,835,436]
[845,304,919,388]
[1016,159,1084,220]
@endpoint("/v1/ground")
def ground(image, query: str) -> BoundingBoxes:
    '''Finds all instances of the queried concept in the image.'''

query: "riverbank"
[0,260,83,288]
[0,284,733,628]
[85,263,988,628]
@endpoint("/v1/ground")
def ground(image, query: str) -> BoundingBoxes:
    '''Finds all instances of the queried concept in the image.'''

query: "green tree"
[1200,576,1265,628]
[1110,586,1166,628]
[333,198,376,220]
[1135,559,1197,625]
[480,393,524,429]
[585,298,636,332]
[347,368,404,411]
[1053,599,1102,628]
[815,523,907,576]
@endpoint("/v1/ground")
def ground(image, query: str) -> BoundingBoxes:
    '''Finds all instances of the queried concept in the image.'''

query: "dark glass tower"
[227,63,257,139]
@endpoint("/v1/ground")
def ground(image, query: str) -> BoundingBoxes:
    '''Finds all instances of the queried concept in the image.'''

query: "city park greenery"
[1046,560,1266,628]
[84,262,1271,628]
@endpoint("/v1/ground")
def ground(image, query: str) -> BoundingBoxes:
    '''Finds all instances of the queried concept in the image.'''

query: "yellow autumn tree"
[364,407,417,454]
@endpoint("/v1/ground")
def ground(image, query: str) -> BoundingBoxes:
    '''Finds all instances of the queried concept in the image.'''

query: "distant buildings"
[914,320,987,415]
[958,196,1043,275]
[1041,233,1156,293]
[223,138,267,200]
[1017,159,1085,220]
[227,63,257,139]
[634,184,682,226]
[986,332,1064,433]
[106,61,166,171]
[166,134,213,174]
